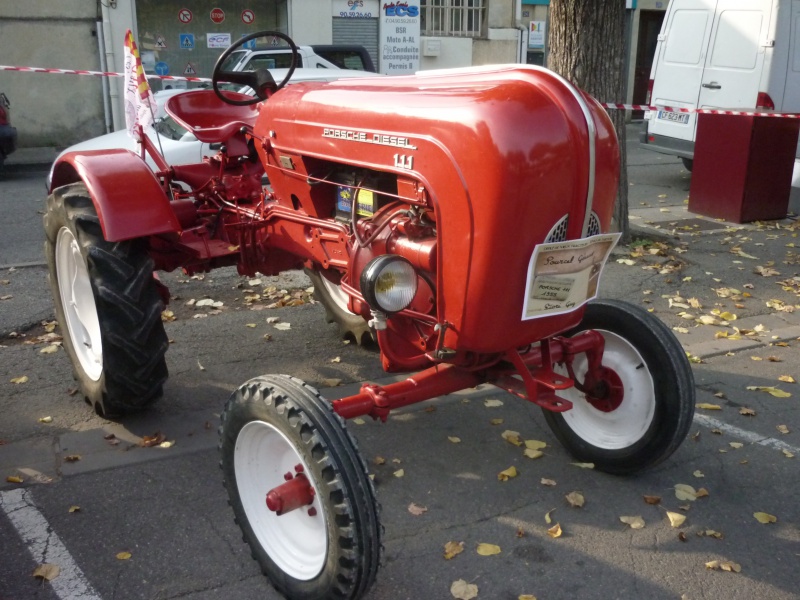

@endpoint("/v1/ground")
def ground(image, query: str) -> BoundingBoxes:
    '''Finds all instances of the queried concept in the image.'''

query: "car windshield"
[153,115,195,142]
[218,50,248,72]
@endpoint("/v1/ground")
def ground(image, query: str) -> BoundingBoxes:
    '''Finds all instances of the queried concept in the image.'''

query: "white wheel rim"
[55,227,103,381]
[557,329,655,449]
[234,420,327,580]
[319,275,355,315]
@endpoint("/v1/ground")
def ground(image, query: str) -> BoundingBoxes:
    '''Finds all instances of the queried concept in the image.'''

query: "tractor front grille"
[545,212,601,243]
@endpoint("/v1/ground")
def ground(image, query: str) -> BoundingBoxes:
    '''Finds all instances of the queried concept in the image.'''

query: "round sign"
[210,8,225,24]
[178,8,192,24]
[241,9,255,24]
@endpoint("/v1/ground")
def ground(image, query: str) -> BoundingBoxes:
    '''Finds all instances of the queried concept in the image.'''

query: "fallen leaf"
[352,418,366,425]
[245,323,257,328]
[678,532,688,542]
[501,430,523,446]
[197,360,205,371]
[116,551,132,560]
[476,542,502,556]
[10,376,28,384]
[667,512,686,528]
[443,541,465,560]
[448,436,461,444]
[524,439,547,450]
[489,418,504,425]
[700,529,724,539]
[545,508,556,524]
[408,503,427,516]
[68,506,80,513]
[498,466,518,481]
[540,478,557,486]
[38,416,53,424]
[754,512,777,524]
[696,403,722,410]
[776,424,790,434]
[64,454,81,462]
[450,579,478,600]
[195,299,222,308]
[705,560,741,573]
[745,386,791,398]
[571,462,595,469]
[374,456,386,466]
[674,484,697,501]
[518,596,537,600]
[524,448,544,459]
[321,378,341,387]
[393,469,404,478]
[696,488,710,498]
[273,322,291,330]
[140,432,166,447]
[783,449,794,458]
[159,441,174,449]
[620,516,645,529]
[693,470,704,478]
[484,399,504,408]
[729,442,744,449]
[39,344,59,354]
[6,475,23,484]
[643,495,661,505]
[547,523,562,538]
[565,491,585,508]
[330,356,341,363]
[739,407,756,416]
[778,375,795,383]
[32,564,60,581]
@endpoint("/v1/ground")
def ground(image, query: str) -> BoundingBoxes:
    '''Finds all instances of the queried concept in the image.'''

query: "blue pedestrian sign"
[154,61,170,76]
[180,34,195,49]
[240,35,256,49]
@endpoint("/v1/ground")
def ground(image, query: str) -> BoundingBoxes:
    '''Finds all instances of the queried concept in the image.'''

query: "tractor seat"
[164,90,259,144]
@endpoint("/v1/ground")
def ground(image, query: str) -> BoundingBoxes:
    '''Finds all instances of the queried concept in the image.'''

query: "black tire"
[43,183,168,417]
[543,299,695,475]
[681,157,694,172]
[220,374,381,600]
[305,268,373,345]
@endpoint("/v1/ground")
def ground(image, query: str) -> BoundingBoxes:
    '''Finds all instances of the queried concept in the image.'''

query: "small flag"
[123,30,157,140]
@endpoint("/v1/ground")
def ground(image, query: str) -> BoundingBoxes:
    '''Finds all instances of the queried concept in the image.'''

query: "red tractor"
[45,32,694,600]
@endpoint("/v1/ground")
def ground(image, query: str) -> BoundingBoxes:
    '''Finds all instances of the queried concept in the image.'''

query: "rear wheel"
[43,183,168,416]
[305,268,372,345]
[681,157,694,172]
[544,299,695,475]
[220,374,381,600]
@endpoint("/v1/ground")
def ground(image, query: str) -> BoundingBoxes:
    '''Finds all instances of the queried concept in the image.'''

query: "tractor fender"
[49,149,181,242]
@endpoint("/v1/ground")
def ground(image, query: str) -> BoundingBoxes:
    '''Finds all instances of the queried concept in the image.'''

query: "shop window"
[421,0,485,37]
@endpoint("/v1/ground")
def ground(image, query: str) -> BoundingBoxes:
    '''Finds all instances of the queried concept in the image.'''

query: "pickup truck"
[219,44,375,73]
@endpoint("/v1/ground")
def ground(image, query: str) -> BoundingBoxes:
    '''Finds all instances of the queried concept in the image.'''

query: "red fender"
[49,149,181,242]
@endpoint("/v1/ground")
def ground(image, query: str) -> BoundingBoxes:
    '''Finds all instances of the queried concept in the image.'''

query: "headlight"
[360,255,418,314]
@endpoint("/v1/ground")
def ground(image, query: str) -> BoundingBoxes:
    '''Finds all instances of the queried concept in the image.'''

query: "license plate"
[657,110,690,124]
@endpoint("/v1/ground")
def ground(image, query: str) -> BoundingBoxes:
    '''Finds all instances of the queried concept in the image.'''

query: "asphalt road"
[1,132,799,600]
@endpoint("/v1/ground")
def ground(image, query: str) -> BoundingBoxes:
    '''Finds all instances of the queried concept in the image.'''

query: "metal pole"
[96,19,113,134]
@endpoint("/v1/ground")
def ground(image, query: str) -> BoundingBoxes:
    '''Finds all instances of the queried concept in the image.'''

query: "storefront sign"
[333,0,379,18]
[379,1,420,75]
[529,21,546,49]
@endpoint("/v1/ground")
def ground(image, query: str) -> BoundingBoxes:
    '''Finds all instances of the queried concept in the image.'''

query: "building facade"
[0,0,666,147]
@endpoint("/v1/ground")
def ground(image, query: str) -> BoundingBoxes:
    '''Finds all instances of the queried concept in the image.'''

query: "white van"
[640,0,800,170]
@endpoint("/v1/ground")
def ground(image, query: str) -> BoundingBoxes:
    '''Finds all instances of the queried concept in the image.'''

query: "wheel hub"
[266,465,316,516]
[584,367,624,412]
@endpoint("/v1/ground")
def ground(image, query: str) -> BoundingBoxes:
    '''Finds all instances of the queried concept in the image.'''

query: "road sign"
[180,34,195,49]
[154,62,169,76]
[155,35,167,49]
[183,63,197,76]
[210,8,225,24]
[178,8,192,24]
[240,35,256,49]
[241,9,255,24]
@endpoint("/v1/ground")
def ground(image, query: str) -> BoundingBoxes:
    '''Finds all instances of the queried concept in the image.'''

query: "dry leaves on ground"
[450,579,478,600]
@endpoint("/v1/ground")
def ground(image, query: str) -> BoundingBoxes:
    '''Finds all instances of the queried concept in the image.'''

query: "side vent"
[545,215,569,243]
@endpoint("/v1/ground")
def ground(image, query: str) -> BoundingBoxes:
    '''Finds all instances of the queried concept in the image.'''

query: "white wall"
[289,0,333,45]
[420,38,474,70]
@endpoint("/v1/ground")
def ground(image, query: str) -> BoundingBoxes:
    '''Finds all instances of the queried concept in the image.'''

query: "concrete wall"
[289,0,333,45]
[0,1,105,147]
[420,38,473,71]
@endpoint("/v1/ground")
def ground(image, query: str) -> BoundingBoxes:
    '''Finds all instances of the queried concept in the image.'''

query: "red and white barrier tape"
[0,65,212,84]
[601,101,800,118]
[3,65,799,118]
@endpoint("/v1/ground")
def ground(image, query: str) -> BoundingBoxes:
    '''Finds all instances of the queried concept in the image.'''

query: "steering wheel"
[212,31,298,106]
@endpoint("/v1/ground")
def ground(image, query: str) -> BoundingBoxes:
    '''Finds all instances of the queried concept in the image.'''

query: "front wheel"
[220,375,381,600]
[43,183,169,416]
[544,299,695,475]
[305,269,373,345]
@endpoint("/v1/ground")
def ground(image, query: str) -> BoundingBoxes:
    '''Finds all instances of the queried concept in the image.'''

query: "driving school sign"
[379,1,420,76]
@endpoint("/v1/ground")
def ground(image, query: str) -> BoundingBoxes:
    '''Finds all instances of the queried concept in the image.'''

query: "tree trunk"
[547,0,630,242]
